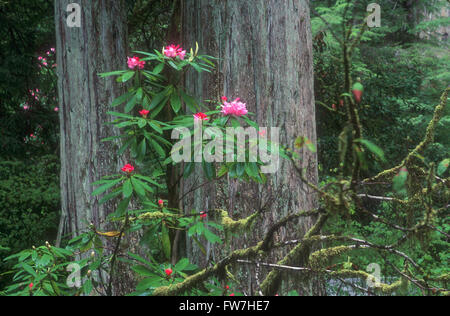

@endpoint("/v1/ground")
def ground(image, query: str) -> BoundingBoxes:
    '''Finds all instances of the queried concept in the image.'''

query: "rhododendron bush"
[3,43,282,296]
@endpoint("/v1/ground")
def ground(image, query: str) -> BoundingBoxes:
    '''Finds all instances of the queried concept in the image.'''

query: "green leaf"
[203,229,222,244]
[131,177,146,197]
[136,276,162,291]
[21,263,37,277]
[153,63,164,75]
[122,179,133,198]
[117,71,135,83]
[179,90,199,112]
[170,90,182,113]
[107,111,134,119]
[356,139,385,162]
[245,162,260,179]
[149,121,163,134]
[92,178,122,196]
[138,118,147,129]
[115,197,131,216]
[174,258,190,271]
[151,139,166,158]
[125,93,139,113]
[136,87,144,102]
[203,161,215,180]
[161,224,171,261]
[150,90,168,110]
[437,158,449,176]
[111,91,133,107]
[132,265,155,277]
[183,162,195,178]
[236,162,245,177]
[83,279,93,295]
[99,70,126,78]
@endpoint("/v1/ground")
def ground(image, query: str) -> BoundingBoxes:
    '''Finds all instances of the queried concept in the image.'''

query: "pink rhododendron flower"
[158,199,164,207]
[121,164,135,173]
[51,48,55,52]
[46,51,50,55]
[163,44,186,59]
[193,112,208,121]
[54,107,59,112]
[38,56,43,60]
[29,283,33,290]
[221,98,248,117]
[139,109,150,118]
[200,212,207,219]
[43,62,48,66]
[127,56,145,70]
[23,105,29,110]
[165,268,173,276]
[163,45,179,58]
[177,49,186,60]
[221,96,228,102]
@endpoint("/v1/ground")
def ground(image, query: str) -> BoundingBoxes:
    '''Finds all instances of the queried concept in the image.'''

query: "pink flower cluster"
[220,97,248,117]
[163,45,186,60]
[127,56,145,70]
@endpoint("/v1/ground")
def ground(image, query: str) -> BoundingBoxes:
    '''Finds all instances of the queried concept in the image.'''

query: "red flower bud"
[165,268,173,277]
[121,164,134,173]
[139,109,150,118]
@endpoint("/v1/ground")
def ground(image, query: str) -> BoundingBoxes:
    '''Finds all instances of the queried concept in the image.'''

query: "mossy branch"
[363,87,449,184]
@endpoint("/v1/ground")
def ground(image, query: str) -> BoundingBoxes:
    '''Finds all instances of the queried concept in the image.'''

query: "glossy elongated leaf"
[149,121,163,134]
[150,89,168,110]
[131,177,146,197]
[132,265,154,277]
[356,139,385,162]
[153,63,164,74]
[115,197,131,216]
[111,91,133,107]
[99,70,126,78]
[170,90,182,113]
[161,224,171,261]
[151,139,166,158]
[122,179,133,198]
[437,158,449,176]
[117,71,135,83]
[92,178,122,196]
[125,93,139,113]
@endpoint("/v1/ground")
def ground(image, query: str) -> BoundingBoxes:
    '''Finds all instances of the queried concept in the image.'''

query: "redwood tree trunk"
[55,0,134,295]
[182,0,319,294]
